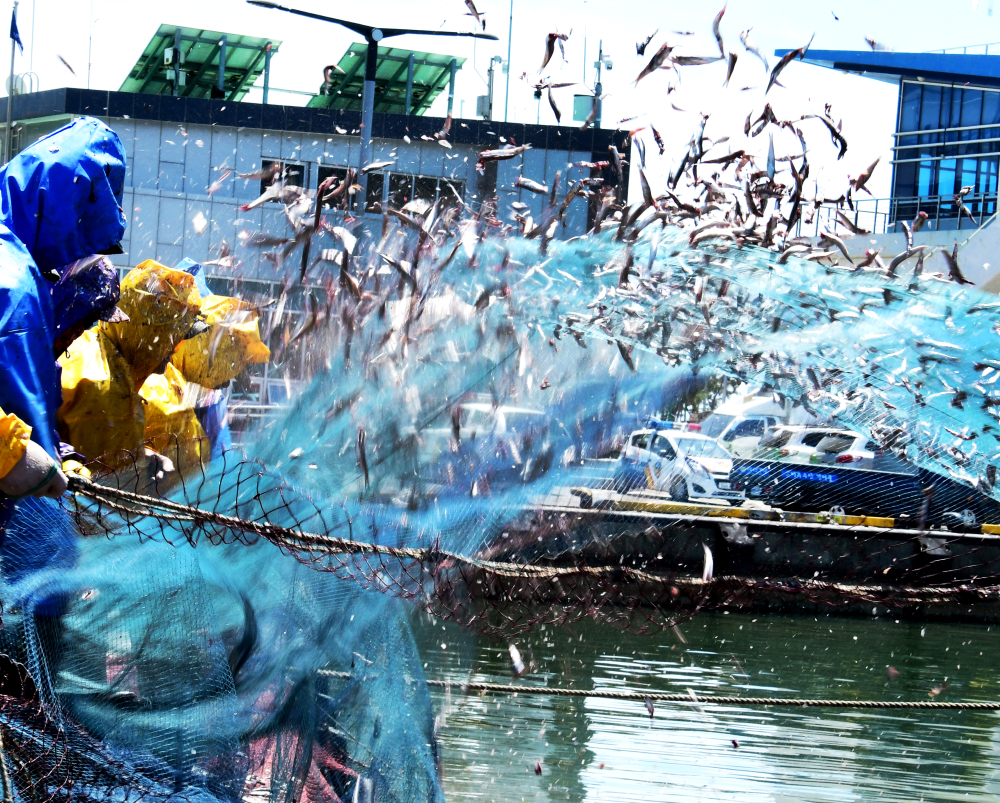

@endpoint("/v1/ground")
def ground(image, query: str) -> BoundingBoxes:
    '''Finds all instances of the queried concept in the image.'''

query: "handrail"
[794,192,999,238]
[923,41,1000,55]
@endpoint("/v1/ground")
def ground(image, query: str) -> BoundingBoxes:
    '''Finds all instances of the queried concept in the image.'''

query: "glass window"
[801,432,834,448]
[980,158,999,194]
[894,161,917,199]
[650,435,676,460]
[759,429,792,449]
[365,173,385,213]
[920,86,942,130]
[698,414,734,440]
[440,179,466,210]
[317,166,349,209]
[961,89,983,128]
[259,160,306,198]
[631,432,651,450]
[940,86,954,129]
[938,158,957,196]
[961,159,978,194]
[388,173,412,208]
[918,163,933,197]
[900,83,921,132]
[724,419,765,441]
[413,176,438,203]
[984,90,1000,125]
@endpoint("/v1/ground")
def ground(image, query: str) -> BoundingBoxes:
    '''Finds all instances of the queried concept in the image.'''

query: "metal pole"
[173,28,181,96]
[503,0,512,121]
[594,39,602,129]
[218,35,227,94]
[404,52,414,115]
[86,0,92,88]
[447,57,456,116]
[262,43,271,103]
[357,34,380,211]
[5,1,16,165]
[486,59,494,120]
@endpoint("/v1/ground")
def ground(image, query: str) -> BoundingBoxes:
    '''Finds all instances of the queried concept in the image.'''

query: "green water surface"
[416,613,1000,802]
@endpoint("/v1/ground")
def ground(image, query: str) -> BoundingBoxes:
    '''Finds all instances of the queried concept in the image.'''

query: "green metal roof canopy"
[307,43,465,115]
[120,24,280,100]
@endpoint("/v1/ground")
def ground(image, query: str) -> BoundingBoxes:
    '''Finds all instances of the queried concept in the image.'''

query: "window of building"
[317,165,354,210]
[366,173,385,212]
[893,81,1000,229]
[259,160,306,198]
[413,176,438,203]
[388,173,412,208]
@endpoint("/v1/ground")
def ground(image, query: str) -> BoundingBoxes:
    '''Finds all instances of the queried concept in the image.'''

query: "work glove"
[0,441,68,499]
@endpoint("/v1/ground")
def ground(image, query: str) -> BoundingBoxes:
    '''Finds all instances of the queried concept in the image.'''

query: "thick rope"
[67,476,1000,605]
[316,671,998,710]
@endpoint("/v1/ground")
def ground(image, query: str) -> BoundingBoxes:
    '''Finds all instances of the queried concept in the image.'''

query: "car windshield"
[675,437,729,459]
[698,414,733,439]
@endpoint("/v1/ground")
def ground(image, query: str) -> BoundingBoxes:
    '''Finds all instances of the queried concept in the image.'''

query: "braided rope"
[67,475,1000,604]
[316,672,996,709]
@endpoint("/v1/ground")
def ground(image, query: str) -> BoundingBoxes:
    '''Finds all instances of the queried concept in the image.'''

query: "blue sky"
[10,0,1000,201]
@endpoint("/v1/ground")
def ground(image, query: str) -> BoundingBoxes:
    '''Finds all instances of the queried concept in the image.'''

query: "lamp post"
[593,41,612,130]
[247,1,497,211]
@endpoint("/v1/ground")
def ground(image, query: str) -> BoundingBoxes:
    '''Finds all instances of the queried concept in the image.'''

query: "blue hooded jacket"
[0,117,126,458]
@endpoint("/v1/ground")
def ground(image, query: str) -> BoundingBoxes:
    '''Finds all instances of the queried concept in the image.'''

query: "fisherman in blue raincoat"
[0,117,126,579]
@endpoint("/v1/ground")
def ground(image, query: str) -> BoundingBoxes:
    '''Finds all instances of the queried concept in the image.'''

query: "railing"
[924,42,1000,55]
[794,192,998,238]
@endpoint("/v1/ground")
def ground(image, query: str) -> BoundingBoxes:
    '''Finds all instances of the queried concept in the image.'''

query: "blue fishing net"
[3,223,1000,801]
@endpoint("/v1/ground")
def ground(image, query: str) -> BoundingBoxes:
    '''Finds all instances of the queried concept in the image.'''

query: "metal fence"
[795,192,998,239]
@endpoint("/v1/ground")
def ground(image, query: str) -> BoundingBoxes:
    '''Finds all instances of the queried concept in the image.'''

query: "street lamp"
[247,1,498,211]
[593,42,612,129]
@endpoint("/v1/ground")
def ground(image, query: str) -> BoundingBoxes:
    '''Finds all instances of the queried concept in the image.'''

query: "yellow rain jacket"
[170,295,270,389]
[58,261,203,462]
[0,407,31,480]
[139,363,209,470]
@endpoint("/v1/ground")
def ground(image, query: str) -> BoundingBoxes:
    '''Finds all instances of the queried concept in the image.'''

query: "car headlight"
[686,457,710,477]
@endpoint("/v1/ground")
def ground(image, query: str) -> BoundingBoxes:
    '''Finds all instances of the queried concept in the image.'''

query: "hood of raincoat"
[0,117,126,274]
[101,261,203,390]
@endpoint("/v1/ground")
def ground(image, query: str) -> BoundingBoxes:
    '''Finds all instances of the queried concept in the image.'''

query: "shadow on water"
[414,612,1000,802]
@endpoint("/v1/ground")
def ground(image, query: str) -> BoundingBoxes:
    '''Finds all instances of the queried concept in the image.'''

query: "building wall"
[811,218,1000,291]
[104,115,593,283]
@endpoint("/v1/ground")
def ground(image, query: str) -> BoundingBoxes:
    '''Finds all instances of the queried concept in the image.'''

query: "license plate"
[752,485,763,496]
[717,481,731,490]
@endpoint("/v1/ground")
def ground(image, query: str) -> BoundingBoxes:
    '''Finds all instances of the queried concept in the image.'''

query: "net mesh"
[4,180,1000,801]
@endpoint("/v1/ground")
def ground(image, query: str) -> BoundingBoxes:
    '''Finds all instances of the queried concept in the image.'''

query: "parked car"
[733,425,1000,526]
[699,413,784,458]
[614,423,745,504]
[753,426,878,468]
[419,402,555,497]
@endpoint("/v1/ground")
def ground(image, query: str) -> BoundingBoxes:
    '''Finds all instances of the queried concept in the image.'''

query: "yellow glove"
[62,459,92,481]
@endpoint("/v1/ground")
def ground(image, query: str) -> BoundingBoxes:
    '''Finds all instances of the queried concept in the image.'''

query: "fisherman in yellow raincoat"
[57,258,269,472]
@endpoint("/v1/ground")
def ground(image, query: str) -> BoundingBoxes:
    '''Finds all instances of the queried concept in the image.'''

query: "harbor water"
[418,613,1000,802]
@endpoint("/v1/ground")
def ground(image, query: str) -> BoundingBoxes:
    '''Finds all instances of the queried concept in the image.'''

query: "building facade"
[778,47,1000,290]
[1,88,628,285]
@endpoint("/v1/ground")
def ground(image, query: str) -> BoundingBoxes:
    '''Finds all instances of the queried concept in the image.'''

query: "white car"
[699,413,784,457]
[753,426,876,468]
[615,426,745,504]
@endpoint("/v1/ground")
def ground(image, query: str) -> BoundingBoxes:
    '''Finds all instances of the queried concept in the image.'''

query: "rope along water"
[319,671,1000,710]
[72,476,1000,711]
[66,475,1000,602]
